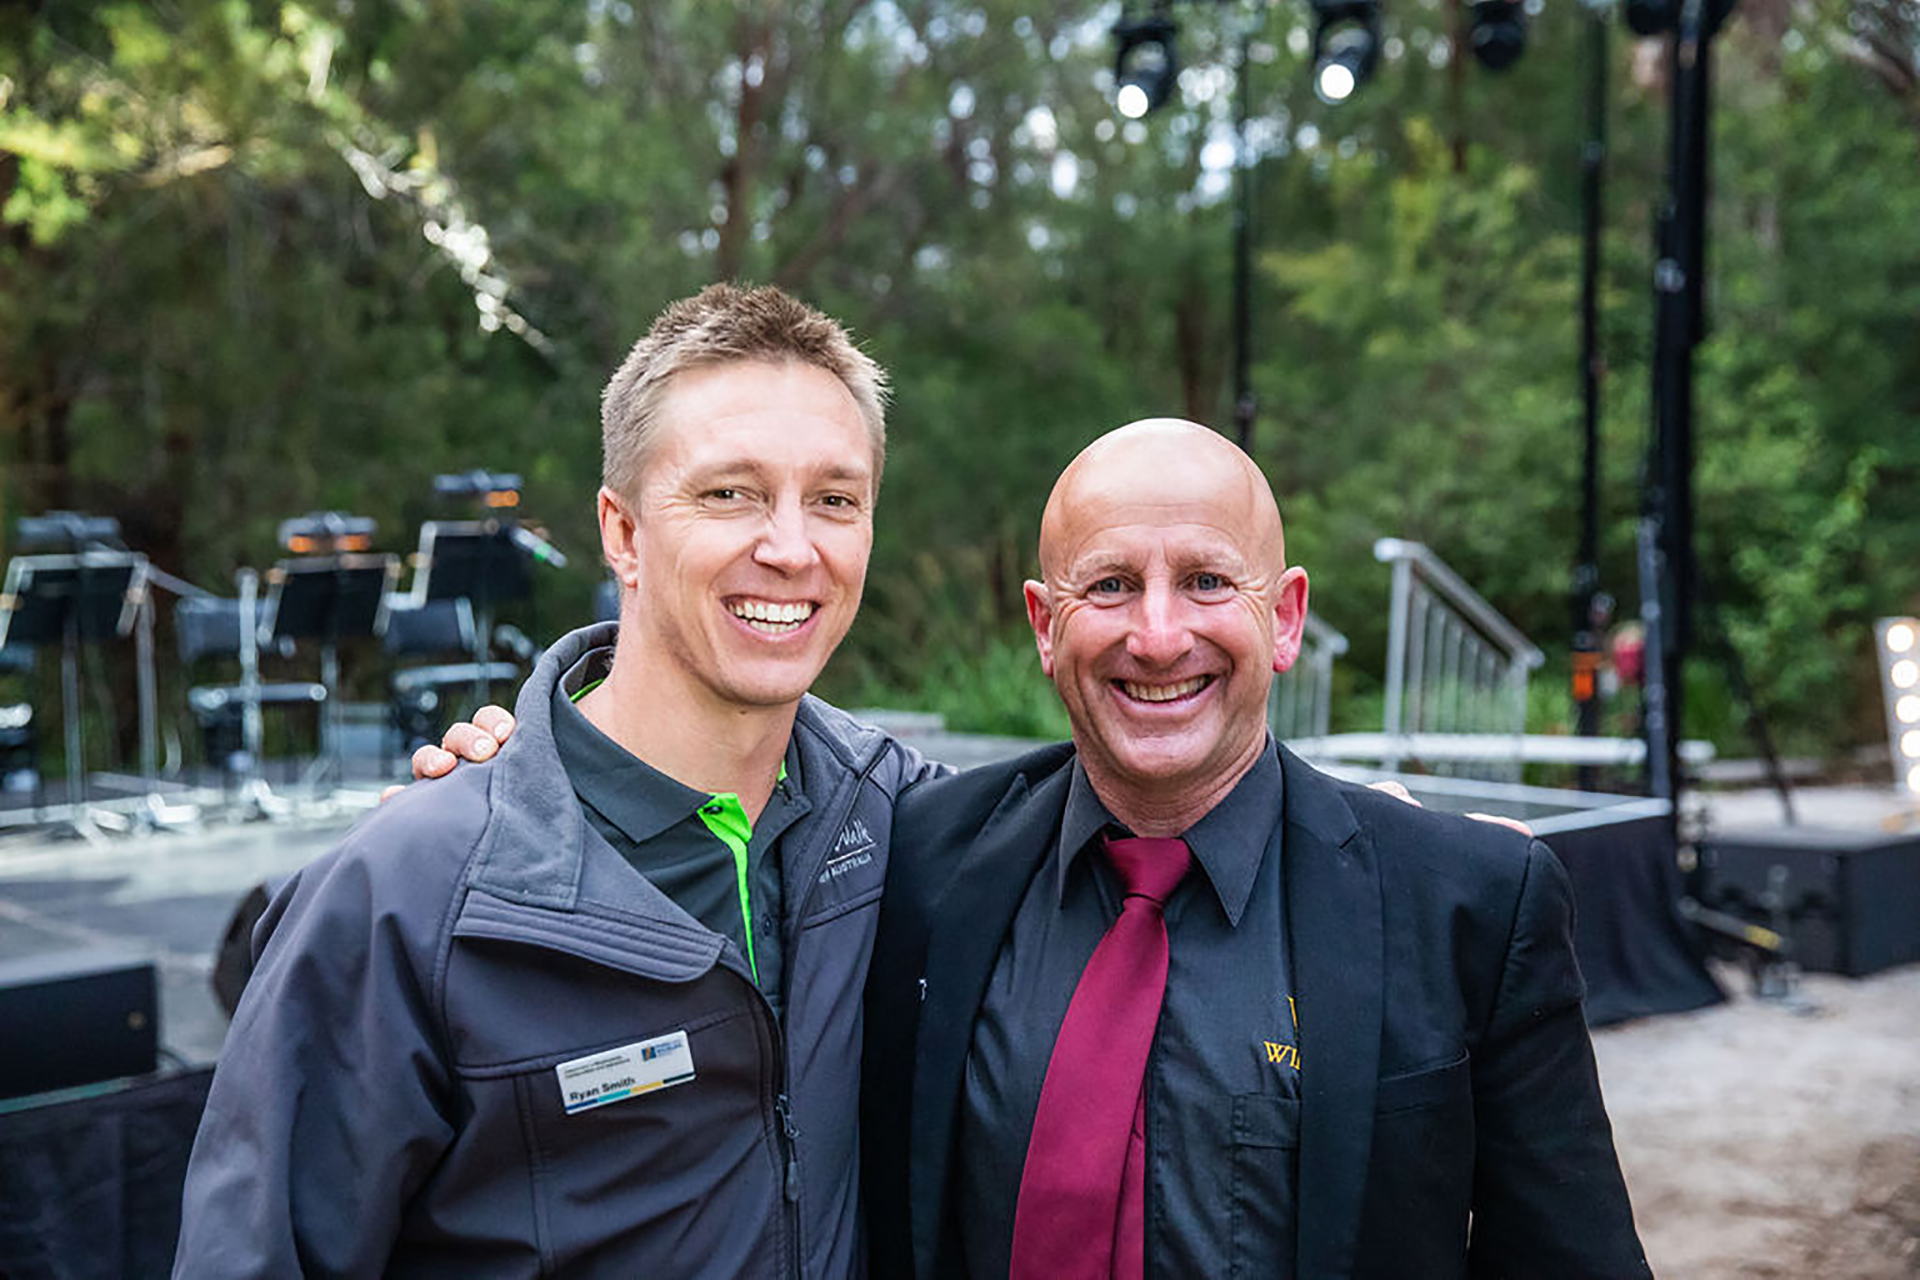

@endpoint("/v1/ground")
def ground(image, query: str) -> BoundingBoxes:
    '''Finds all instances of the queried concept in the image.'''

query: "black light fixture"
[1112,10,1181,119]
[1310,0,1381,105]
[1469,0,1527,71]
[1624,0,1738,36]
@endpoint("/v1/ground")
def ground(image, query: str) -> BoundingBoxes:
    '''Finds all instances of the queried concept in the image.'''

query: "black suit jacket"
[862,743,1649,1279]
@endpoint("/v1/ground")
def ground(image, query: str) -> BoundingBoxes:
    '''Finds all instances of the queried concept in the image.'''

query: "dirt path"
[1593,963,1920,1277]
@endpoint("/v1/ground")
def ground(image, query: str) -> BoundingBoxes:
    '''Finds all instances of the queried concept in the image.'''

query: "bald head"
[1022,416,1309,835]
[1038,418,1286,581]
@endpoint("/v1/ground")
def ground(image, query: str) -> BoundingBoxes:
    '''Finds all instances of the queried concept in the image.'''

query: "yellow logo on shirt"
[1263,995,1301,1073]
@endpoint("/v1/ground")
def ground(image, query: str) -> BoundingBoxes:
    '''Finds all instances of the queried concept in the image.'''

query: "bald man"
[861,421,1647,1278]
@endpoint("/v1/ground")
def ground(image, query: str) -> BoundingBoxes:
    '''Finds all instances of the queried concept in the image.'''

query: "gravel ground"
[1594,962,1920,1277]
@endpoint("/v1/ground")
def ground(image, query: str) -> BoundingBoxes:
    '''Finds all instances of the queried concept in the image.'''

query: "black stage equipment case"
[1697,827,1920,977]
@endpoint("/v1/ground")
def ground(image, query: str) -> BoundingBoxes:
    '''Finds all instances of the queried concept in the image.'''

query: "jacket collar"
[466,622,891,925]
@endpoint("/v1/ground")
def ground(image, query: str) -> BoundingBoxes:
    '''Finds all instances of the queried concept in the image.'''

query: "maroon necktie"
[1009,834,1192,1280]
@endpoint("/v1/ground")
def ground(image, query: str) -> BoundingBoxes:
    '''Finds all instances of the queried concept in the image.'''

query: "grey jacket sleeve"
[173,843,457,1278]
[1465,840,1650,1277]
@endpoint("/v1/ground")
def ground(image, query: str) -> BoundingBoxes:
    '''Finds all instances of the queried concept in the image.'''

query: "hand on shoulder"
[1365,778,1533,837]
[378,706,518,803]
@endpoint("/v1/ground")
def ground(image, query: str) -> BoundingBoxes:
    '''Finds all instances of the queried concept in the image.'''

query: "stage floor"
[0,803,371,1067]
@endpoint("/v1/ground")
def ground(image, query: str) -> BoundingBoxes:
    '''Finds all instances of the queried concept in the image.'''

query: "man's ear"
[1023,580,1056,678]
[598,486,640,589]
[1271,567,1310,674]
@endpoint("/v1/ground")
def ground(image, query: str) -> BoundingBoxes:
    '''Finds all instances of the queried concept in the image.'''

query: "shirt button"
[703,803,722,815]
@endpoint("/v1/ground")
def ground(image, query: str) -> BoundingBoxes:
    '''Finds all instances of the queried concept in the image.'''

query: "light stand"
[1639,0,1735,813]
[1571,1,1610,788]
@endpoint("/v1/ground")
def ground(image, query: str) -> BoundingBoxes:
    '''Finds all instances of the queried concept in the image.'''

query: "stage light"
[1878,617,1920,793]
[1469,0,1526,71]
[277,512,378,556]
[1623,0,1676,36]
[1112,12,1179,119]
[1310,2,1380,106]
[1317,60,1357,103]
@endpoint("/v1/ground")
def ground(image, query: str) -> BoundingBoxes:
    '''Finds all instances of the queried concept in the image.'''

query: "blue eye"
[1193,573,1228,592]
[1092,577,1125,594]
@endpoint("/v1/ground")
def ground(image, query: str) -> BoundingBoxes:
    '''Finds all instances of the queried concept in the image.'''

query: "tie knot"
[1099,834,1192,906]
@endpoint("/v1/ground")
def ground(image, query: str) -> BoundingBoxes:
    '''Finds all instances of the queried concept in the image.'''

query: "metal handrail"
[1373,538,1544,776]
[1374,539,1544,667]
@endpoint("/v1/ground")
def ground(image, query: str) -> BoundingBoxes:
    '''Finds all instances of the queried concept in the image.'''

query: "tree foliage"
[2,0,1916,756]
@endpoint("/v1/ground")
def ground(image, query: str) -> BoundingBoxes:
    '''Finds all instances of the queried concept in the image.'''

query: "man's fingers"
[411,743,459,779]
[439,722,500,763]
[379,784,406,804]
[1368,780,1533,835]
[472,706,516,743]
[1466,811,1535,836]
[1367,779,1422,807]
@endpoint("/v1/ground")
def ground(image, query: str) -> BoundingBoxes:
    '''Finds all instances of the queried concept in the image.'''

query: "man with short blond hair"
[176,284,937,1276]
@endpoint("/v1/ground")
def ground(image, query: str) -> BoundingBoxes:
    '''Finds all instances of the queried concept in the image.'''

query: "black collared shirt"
[956,741,1300,1277]
[550,648,808,1017]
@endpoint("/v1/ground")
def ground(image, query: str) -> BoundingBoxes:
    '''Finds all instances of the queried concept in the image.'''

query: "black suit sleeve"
[1466,841,1650,1278]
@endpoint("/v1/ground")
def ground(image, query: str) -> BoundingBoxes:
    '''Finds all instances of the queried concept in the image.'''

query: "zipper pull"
[918,977,928,1002]
[775,1093,802,1202]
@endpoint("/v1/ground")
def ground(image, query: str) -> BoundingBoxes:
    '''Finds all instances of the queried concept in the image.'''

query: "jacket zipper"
[765,745,888,1277]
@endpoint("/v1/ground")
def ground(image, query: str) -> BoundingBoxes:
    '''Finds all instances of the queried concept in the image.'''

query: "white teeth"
[730,600,816,633]
[1122,677,1209,703]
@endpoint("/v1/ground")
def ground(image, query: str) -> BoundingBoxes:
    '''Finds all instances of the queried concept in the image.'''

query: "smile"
[1117,675,1214,704]
[728,598,818,635]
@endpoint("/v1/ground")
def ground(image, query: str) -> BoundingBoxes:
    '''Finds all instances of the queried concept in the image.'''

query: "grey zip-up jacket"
[174,623,940,1278]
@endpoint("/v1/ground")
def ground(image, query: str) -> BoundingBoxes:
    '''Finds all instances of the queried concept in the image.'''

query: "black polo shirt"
[551,648,808,1017]
[956,740,1299,1277]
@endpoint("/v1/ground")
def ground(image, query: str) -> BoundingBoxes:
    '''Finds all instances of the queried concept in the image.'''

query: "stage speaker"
[0,948,157,1099]
[1698,827,1920,977]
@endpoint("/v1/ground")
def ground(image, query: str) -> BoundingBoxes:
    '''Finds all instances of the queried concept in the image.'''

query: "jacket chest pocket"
[1228,1093,1300,1280]
[442,927,783,1273]
[481,1003,779,1273]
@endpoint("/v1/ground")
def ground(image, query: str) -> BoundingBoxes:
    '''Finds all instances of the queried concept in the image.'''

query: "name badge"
[556,1030,695,1115]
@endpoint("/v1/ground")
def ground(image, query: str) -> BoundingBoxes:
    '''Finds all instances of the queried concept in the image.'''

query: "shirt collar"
[552,647,801,845]
[1055,737,1283,928]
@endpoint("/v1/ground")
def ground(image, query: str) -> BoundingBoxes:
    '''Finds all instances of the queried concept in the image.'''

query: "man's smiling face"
[611,358,875,715]
[1024,420,1307,817]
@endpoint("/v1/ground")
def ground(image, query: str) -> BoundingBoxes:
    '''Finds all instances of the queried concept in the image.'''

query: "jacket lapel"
[909,762,1073,1278]
[1282,750,1383,1279]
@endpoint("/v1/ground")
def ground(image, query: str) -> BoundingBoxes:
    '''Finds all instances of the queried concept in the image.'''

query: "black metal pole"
[1644,0,1721,805]
[1572,3,1608,787]
[1232,19,1256,453]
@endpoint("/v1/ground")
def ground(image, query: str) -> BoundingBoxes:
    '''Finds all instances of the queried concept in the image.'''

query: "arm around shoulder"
[1466,840,1650,1278]
[174,837,459,1278]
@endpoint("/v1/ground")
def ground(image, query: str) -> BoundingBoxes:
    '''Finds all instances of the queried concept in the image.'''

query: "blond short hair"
[600,283,890,499]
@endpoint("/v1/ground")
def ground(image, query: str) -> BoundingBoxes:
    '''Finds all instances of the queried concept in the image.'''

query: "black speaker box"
[1698,827,1920,977]
[0,949,158,1099]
